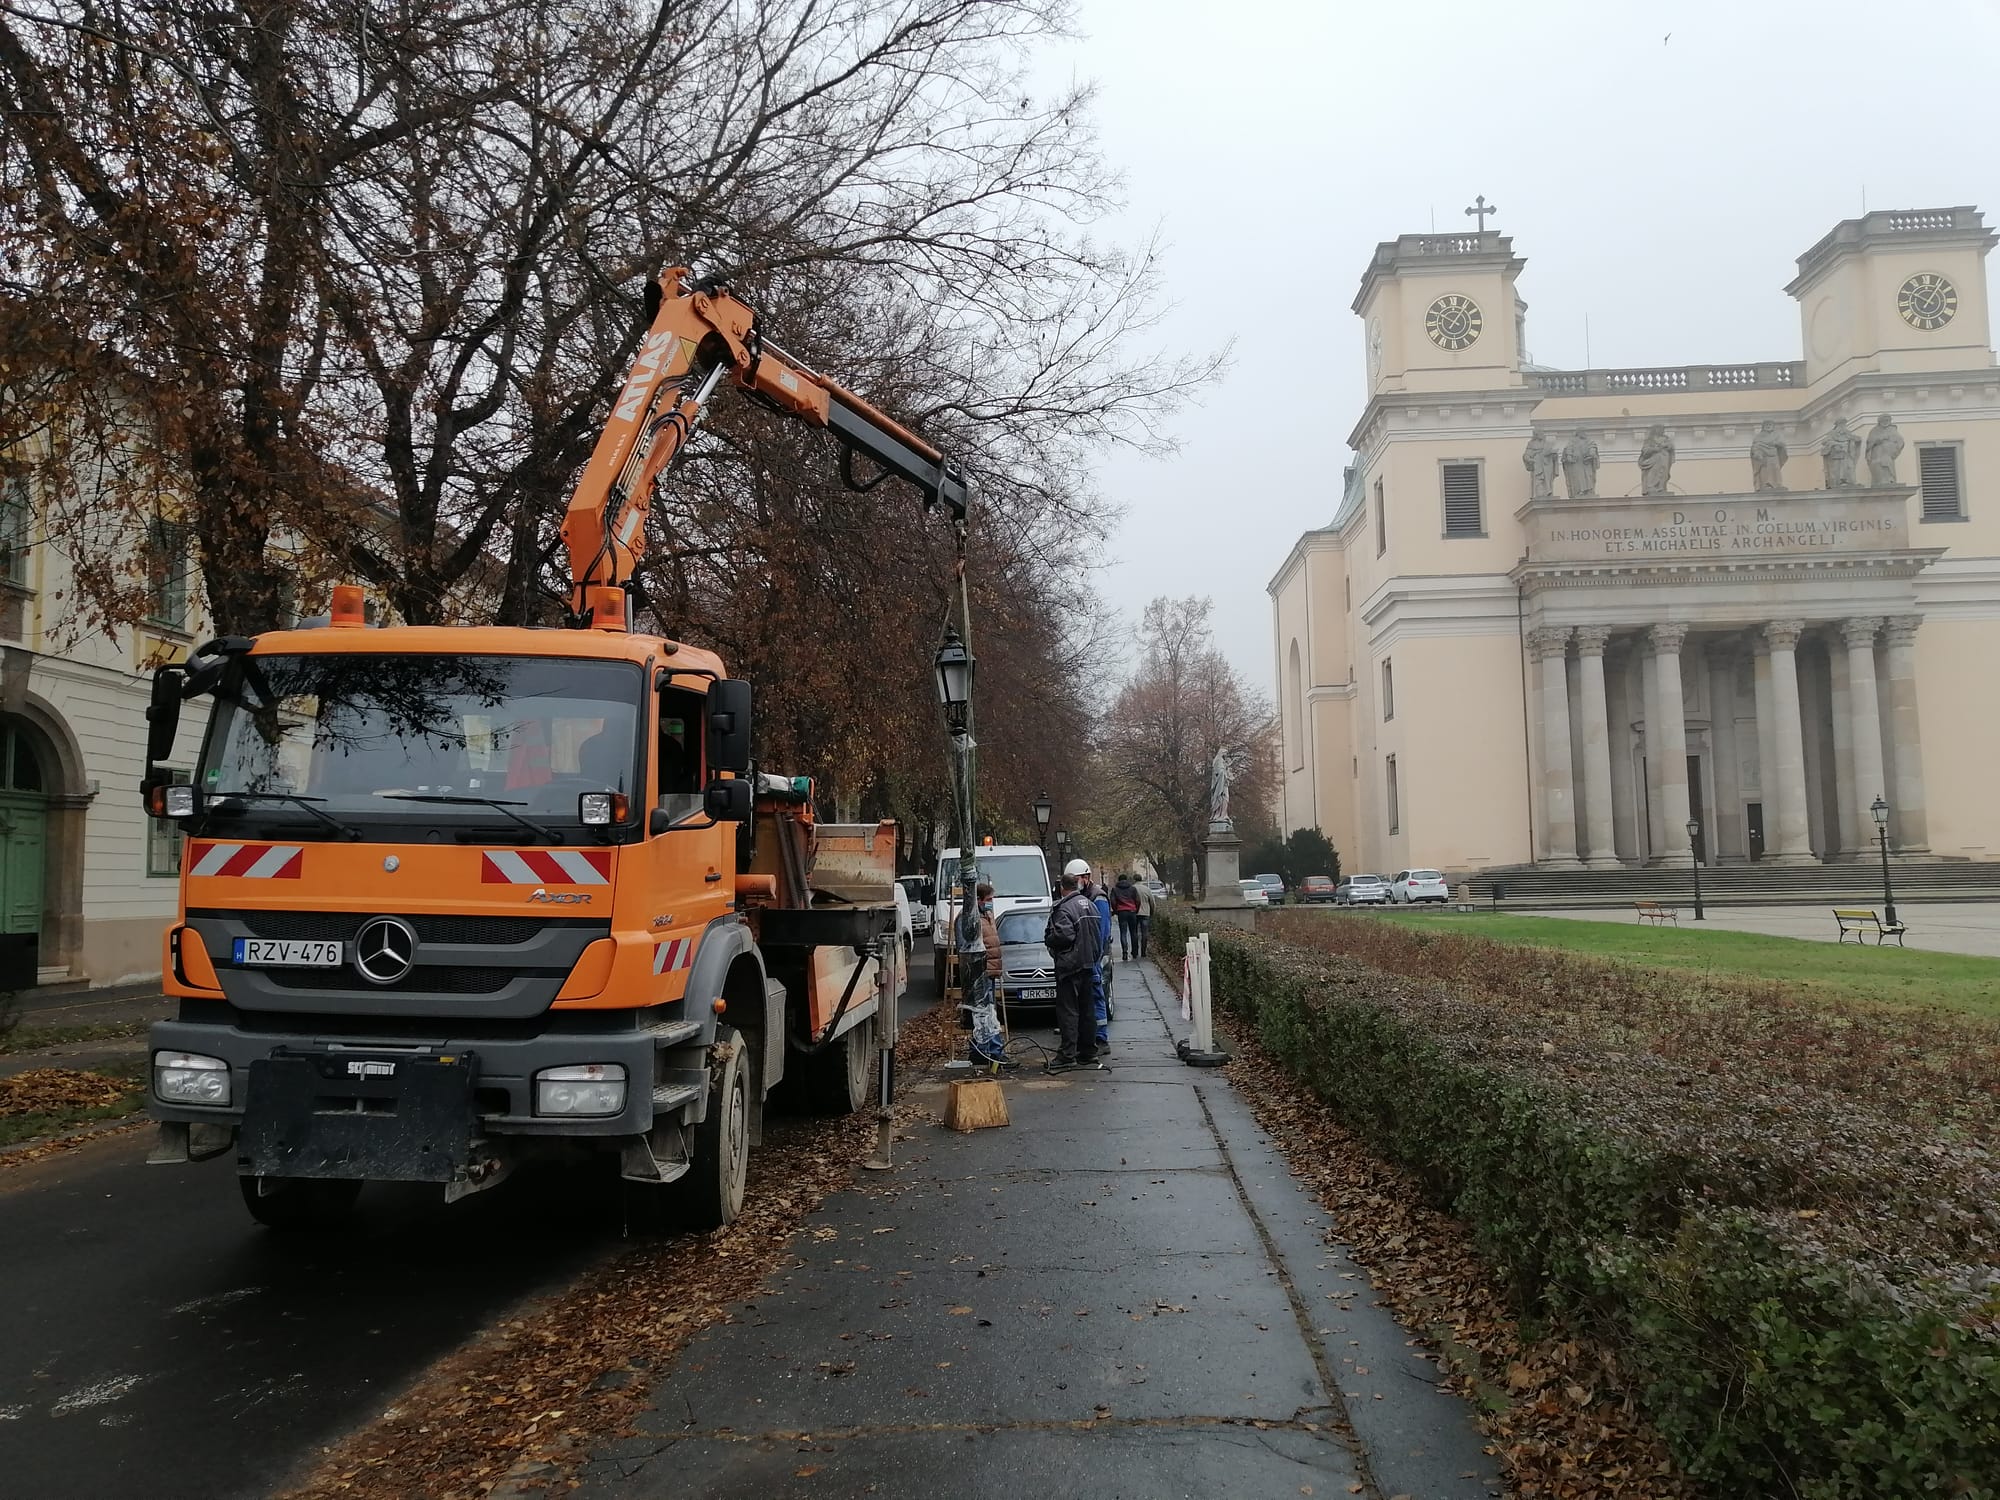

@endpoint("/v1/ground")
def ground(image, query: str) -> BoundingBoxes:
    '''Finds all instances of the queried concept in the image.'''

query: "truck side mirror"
[703,777,752,824]
[141,668,185,803]
[706,679,753,774]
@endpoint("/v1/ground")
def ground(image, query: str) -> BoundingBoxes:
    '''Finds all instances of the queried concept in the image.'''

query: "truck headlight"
[534,1063,626,1117]
[155,1051,230,1106]
[164,784,198,818]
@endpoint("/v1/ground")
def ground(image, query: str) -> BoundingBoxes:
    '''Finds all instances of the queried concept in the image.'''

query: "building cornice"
[1267,527,1346,597]
[1785,207,1995,297]
[1352,231,1525,313]
[1511,548,1945,593]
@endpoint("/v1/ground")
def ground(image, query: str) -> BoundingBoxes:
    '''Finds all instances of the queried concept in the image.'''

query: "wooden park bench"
[1633,900,1678,926]
[1833,908,1908,946]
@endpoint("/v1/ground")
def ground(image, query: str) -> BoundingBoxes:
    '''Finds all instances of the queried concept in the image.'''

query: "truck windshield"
[199,654,644,826]
[937,853,1049,900]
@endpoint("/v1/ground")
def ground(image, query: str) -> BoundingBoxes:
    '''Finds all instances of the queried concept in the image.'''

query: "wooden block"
[945,1078,1010,1132]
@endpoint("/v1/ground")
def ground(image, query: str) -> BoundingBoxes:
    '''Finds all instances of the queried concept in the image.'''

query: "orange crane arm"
[560,268,968,627]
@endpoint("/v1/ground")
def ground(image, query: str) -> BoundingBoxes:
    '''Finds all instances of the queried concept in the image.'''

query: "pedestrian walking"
[1132,877,1154,960]
[1043,861,1103,1068]
[1111,873,1141,960]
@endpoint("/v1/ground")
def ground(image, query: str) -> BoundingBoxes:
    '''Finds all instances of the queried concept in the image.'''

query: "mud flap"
[238,1050,479,1184]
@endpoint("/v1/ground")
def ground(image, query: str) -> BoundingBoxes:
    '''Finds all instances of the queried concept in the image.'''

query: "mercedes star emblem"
[352,916,417,985]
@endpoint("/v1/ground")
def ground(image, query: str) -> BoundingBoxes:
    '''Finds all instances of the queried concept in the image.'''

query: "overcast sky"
[1045,0,2000,693]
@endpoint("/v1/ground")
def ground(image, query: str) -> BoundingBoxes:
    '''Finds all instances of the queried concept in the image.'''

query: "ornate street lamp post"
[1685,816,1705,922]
[1032,791,1053,850]
[1872,795,1898,928]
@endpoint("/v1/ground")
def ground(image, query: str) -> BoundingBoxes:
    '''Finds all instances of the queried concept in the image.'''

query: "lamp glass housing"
[1871,796,1889,828]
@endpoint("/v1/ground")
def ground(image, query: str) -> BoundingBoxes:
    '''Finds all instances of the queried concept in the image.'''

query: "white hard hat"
[1063,858,1091,878]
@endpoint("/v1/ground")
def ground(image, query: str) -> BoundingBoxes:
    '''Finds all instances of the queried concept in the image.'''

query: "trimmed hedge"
[1157,908,2000,1499]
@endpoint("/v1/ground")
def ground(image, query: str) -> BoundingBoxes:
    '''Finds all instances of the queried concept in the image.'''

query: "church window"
[145,516,193,630]
[1373,478,1386,555]
[1918,443,1964,521]
[1385,755,1400,834]
[1381,659,1394,720]
[1441,461,1484,537]
[149,768,187,876]
[0,473,32,587]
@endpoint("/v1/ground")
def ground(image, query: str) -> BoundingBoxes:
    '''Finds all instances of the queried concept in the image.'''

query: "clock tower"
[1786,207,1997,386]
[1352,229,1528,395]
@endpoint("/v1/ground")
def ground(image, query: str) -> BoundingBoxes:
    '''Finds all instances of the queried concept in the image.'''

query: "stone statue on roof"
[1865,415,1905,487]
[1560,431,1599,499]
[1639,425,1675,496]
[1750,420,1788,492]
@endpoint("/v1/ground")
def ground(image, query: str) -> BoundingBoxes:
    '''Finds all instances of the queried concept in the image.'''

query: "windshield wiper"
[208,791,361,841]
[376,793,563,844]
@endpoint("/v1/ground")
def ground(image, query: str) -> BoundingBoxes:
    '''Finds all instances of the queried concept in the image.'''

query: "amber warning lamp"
[330,584,367,628]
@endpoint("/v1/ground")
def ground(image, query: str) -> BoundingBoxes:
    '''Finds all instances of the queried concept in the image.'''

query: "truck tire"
[239,1175,362,1231]
[798,1022,872,1116]
[671,1027,750,1231]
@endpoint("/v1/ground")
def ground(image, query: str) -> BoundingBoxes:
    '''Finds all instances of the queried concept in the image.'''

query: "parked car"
[1237,878,1271,907]
[1299,874,1338,903]
[994,904,1057,1015]
[1253,872,1286,905]
[1338,873,1389,906]
[898,876,933,934]
[1390,869,1450,904]
[1143,879,1168,901]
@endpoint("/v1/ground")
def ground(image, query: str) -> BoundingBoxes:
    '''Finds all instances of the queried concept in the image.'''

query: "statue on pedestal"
[1638,425,1675,495]
[1821,417,1861,489]
[1750,420,1788,492]
[1522,430,1559,499]
[1208,748,1232,827]
[1865,414,1905,486]
[1560,430,1599,498]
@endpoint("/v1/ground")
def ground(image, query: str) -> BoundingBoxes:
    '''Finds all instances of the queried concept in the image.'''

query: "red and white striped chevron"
[480,849,612,885]
[652,937,695,975]
[187,842,303,879]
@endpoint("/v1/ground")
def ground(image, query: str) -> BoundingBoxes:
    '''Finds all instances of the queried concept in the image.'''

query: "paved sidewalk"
[1528,899,2000,956]
[578,961,1499,1499]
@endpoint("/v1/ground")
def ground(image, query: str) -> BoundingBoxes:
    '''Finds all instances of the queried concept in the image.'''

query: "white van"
[931,844,1053,993]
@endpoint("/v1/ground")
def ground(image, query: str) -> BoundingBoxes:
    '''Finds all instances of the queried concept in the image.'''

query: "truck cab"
[145,619,892,1230]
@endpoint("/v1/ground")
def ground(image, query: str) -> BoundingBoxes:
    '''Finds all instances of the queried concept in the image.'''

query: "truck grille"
[260,964,531,995]
[201,910,583,946]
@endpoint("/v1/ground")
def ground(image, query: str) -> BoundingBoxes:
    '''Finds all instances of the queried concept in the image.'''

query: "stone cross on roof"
[1464,195,1497,231]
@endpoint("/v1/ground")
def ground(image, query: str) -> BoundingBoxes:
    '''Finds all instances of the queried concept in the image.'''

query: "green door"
[0,793,44,937]
[0,721,48,975]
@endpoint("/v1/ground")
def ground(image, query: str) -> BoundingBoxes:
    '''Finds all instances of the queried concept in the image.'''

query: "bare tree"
[1093,597,1276,895]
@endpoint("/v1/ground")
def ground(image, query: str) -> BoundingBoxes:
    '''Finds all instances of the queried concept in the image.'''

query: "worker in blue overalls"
[1090,874,1113,1051]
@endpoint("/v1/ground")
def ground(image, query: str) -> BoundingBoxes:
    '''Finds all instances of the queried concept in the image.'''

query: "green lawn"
[1364,909,2000,1020]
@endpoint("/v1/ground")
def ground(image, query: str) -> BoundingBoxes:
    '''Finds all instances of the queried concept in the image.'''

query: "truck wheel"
[671,1027,750,1231]
[238,1175,362,1231]
[800,1022,872,1116]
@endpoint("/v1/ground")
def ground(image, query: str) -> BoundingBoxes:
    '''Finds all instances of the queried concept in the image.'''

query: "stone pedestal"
[1193,820,1255,929]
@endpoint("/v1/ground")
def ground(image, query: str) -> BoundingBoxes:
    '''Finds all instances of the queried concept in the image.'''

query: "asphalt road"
[0,942,948,1500]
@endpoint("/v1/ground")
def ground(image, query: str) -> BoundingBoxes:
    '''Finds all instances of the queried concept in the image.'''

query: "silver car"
[995,905,1058,1013]
[1340,873,1389,906]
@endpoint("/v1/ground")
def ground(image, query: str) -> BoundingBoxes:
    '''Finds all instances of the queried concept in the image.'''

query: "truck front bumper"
[149,1016,702,1179]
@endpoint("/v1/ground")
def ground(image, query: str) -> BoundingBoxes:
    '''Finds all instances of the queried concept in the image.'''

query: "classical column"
[1708,649,1741,859]
[1528,626,1581,867]
[1883,615,1929,851]
[1573,627,1621,869]
[1827,640,1857,855]
[1648,624,1693,861]
[1752,641,1778,860]
[1605,647,1639,861]
[1841,617,1887,852]
[1763,619,1815,864]
[1640,649,1664,859]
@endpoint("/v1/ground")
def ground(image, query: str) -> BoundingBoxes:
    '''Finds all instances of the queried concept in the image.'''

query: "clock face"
[1898,272,1958,332]
[1425,294,1483,351]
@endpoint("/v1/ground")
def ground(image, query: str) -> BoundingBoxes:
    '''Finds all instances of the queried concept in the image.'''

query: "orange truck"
[140,270,965,1230]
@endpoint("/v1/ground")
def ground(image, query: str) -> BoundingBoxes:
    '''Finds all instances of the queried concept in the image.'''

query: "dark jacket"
[1044,889,1103,977]
[1110,878,1140,914]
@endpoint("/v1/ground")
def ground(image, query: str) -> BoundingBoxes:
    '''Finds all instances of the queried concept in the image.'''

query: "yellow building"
[1270,207,2000,877]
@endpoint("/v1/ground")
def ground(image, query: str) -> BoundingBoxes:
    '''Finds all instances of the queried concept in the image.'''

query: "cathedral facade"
[1269,208,2000,875]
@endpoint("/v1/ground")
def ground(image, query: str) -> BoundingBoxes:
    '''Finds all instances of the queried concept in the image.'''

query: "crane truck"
[140,270,966,1230]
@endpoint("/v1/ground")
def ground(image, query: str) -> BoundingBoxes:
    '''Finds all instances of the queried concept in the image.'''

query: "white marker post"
[1177,930,1229,1067]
